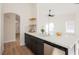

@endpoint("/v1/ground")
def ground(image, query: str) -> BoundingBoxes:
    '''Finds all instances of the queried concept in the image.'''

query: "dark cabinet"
[33,38,44,55]
[25,33,31,48]
[25,33,44,55]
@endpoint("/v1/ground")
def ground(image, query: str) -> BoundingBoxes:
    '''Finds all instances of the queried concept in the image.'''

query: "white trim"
[20,42,25,46]
[4,40,16,43]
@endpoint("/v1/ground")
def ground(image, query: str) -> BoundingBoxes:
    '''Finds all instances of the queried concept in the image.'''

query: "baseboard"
[4,40,16,43]
[20,42,25,46]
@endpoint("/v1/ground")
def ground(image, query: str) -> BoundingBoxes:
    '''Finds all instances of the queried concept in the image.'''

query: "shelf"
[28,17,37,33]
[30,18,36,21]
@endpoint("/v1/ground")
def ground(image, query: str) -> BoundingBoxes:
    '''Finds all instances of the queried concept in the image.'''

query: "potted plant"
[41,28,45,34]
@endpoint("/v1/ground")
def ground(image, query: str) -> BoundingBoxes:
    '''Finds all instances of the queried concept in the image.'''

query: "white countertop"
[26,32,78,49]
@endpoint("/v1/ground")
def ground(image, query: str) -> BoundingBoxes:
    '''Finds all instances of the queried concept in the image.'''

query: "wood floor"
[3,33,33,55]
[3,42,33,55]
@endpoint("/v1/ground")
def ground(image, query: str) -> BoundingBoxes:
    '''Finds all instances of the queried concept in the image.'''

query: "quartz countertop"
[25,32,78,49]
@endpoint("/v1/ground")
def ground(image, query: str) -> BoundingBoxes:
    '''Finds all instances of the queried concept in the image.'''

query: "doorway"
[4,13,20,44]
[16,15,20,45]
[3,13,34,55]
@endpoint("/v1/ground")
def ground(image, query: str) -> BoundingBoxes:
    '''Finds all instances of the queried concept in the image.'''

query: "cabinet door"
[30,37,36,53]
[25,34,31,49]
[34,38,44,55]
[29,36,35,52]
[25,34,28,46]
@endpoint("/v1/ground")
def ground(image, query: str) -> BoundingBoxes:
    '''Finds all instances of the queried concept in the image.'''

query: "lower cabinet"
[25,33,44,55]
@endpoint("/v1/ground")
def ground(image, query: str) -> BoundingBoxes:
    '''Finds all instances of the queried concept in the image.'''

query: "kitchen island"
[25,32,78,55]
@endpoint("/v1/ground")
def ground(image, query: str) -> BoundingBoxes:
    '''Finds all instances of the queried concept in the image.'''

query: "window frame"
[65,20,75,34]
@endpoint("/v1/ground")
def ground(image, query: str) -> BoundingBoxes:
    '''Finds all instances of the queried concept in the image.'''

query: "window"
[45,23,54,35]
[45,24,49,34]
[65,20,75,33]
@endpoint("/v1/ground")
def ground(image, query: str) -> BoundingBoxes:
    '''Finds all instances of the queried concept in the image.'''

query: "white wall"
[29,3,37,18]
[0,4,4,55]
[4,13,16,43]
[75,4,79,37]
[37,3,76,34]
[3,3,32,45]
[0,4,2,54]
[75,4,79,55]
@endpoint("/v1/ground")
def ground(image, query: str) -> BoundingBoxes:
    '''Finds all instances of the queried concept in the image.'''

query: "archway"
[4,13,20,45]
